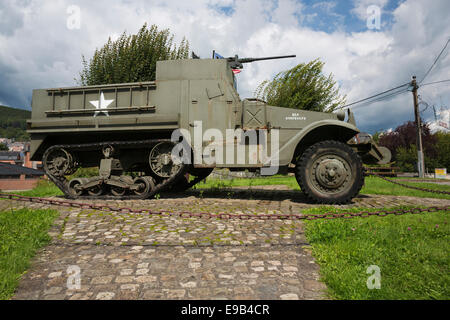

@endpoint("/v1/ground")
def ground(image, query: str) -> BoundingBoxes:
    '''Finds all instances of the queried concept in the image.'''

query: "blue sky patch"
[298,0,402,34]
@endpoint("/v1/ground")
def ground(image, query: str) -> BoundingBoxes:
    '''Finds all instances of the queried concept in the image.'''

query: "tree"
[434,132,450,169]
[254,59,346,112]
[371,131,384,144]
[79,23,190,85]
[378,121,437,162]
[0,143,8,151]
[377,121,449,172]
[395,145,416,172]
[395,144,440,173]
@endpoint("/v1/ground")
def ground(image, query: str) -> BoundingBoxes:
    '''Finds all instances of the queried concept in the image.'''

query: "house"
[8,142,25,152]
[0,162,44,191]
[23,143,42,170]
[0,138,12,145]
[0,151,23,166]
[0,144,42,170]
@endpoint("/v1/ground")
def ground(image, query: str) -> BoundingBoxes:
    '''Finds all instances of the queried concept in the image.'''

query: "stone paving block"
[280,293,299,300]
[5,191,448,300]
[96,292,115,300]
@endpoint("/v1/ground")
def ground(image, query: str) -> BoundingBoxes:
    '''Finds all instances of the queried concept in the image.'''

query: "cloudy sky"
[0,0,449,133]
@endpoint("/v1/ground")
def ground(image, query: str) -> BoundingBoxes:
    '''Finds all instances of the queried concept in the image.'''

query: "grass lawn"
[304,206,449,299]
[13,179,64,198]
[194,174,450,199]
[361,176,450,199]
[0,208,58,300]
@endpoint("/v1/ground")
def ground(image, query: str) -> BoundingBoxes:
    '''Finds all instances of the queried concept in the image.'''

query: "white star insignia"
[90,92,114,117]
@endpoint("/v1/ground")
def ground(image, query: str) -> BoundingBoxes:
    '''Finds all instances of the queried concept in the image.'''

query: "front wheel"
[295,140,364,204]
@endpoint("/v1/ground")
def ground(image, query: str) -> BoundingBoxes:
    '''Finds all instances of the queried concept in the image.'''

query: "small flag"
[213,51,224,59]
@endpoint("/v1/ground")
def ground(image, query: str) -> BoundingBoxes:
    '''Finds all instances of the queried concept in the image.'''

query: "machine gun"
[226,54,296,69]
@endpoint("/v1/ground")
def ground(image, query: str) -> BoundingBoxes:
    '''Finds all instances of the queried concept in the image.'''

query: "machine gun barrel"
[237,55,296,64]
[226,54,296,69]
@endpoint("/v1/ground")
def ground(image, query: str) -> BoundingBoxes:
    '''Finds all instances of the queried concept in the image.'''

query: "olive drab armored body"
[27,54,390,204]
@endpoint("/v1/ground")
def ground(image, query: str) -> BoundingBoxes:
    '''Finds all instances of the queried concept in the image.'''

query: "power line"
[419,38,450,85]
[341,82,411,109]
[421,79,450,87]
[343,85,410,109]
[341,76,449,111]
[350,88,410,110]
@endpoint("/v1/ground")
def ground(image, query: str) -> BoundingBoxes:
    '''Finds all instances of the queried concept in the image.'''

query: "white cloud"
[0,0,449,133]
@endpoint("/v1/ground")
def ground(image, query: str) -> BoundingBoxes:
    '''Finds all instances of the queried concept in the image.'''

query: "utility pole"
[411,76,425,178]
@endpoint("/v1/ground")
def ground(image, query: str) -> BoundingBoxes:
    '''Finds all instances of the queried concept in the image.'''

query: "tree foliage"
[378,120,450,172]
[378,121,437,160]
[0,127,29,141]
[0,105,31,140]
[254,59,346,112]
[395,144,440,173]
[79,23,190,85]
[434,131,450,169]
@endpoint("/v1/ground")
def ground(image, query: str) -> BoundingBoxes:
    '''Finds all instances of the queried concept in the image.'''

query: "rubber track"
[43,139,189,200]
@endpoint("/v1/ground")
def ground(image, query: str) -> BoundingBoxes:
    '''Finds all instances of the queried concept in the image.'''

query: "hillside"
[0,105,31,141]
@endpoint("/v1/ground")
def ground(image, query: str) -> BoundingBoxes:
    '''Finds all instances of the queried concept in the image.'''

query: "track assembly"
[42,139,211,200]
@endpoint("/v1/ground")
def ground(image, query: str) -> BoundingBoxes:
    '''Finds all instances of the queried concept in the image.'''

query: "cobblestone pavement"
[3,187,450,300]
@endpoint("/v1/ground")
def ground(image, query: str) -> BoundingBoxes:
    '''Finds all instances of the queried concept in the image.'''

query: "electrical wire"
[419,38,450,85]
[344,86,410,110]
[349,88,410,110]
[421,79,450,87]
[340,82,411,109]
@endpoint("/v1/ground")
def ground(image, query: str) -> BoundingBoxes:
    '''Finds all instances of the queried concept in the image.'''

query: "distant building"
[0,144,42,170]
[0,162,44,191]
[0,151,23,165]
[9,142,25,152]
[429,107,449,134]
[23,143,42,170]
[0,138,12,145]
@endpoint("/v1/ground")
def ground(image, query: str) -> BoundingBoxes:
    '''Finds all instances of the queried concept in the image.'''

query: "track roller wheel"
[133,176,155,198]
[68,179,85,197]
[88,185,104,197]
[110,186,127,197]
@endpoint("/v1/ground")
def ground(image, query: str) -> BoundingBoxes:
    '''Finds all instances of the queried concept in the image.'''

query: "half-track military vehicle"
[28,54,390,204]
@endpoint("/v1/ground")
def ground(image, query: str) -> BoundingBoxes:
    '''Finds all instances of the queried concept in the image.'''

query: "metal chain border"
[0,192,448,221]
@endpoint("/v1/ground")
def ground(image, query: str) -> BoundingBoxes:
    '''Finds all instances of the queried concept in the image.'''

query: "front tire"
[295,140,364,204]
